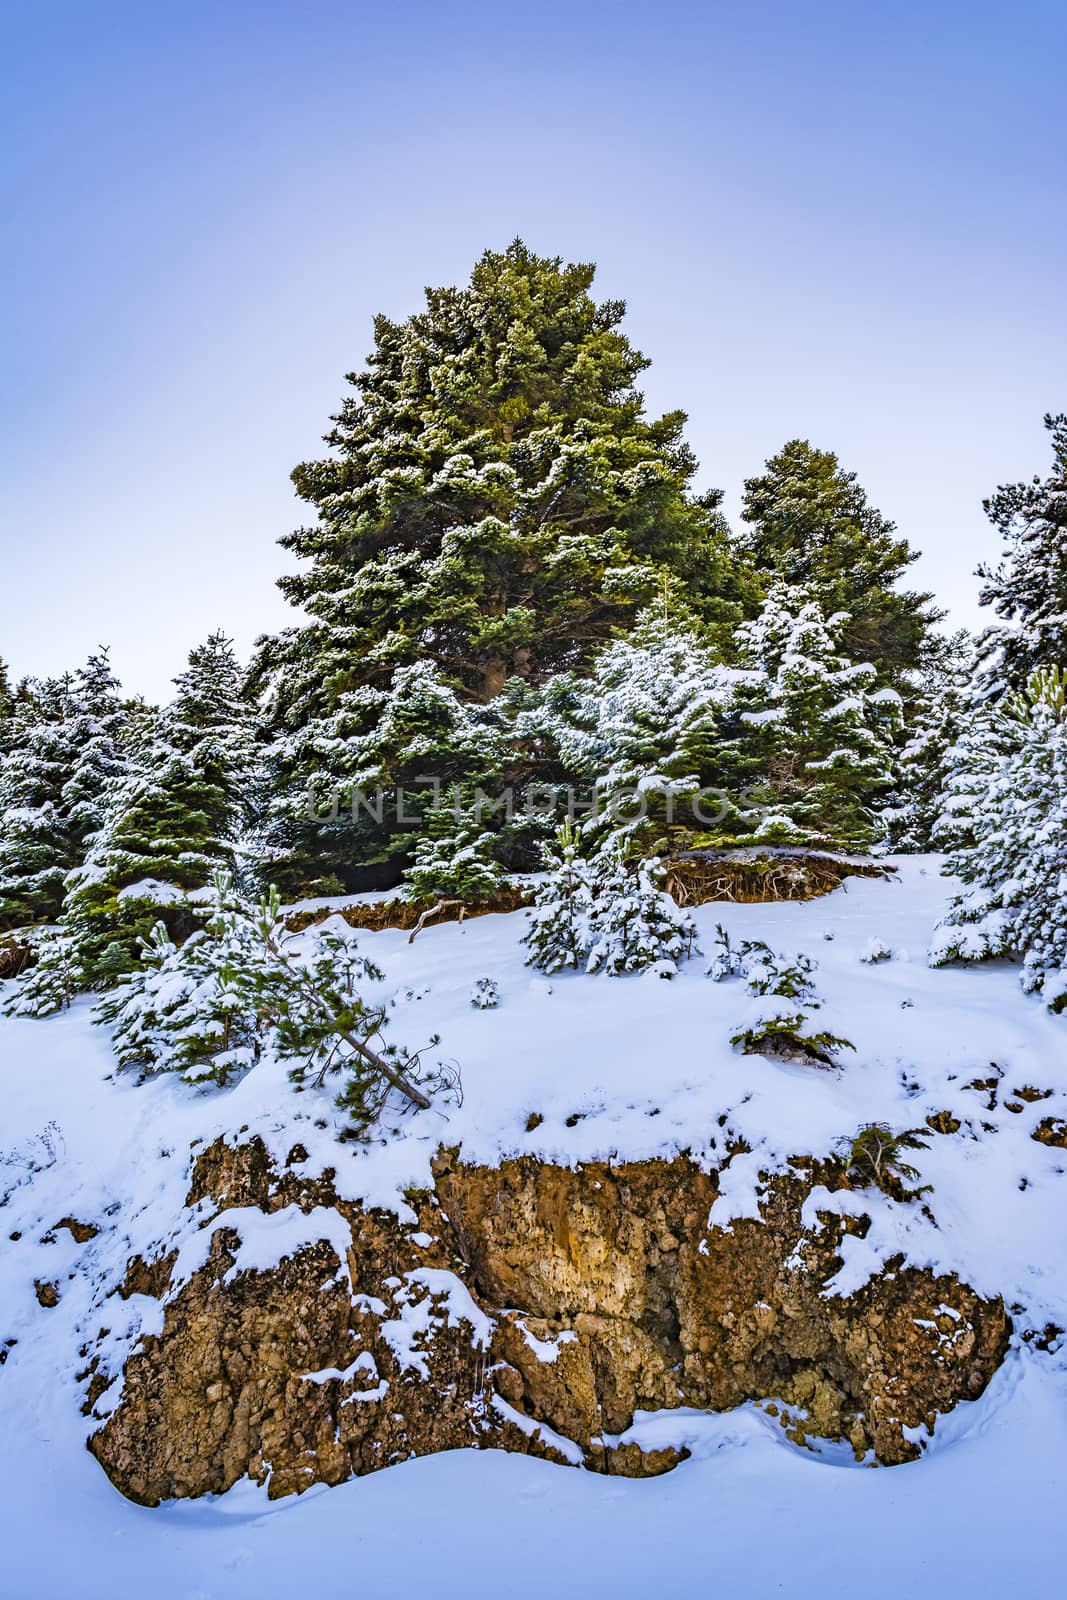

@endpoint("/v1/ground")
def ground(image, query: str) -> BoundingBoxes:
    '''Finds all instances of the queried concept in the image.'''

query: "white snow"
[0,856,1065,1596]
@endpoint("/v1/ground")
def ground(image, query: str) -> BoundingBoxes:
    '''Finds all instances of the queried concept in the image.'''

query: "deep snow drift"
[0,857,1064,1599]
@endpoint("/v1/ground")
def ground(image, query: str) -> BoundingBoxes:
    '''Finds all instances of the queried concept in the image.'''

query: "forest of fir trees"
[2,242,1066,1119]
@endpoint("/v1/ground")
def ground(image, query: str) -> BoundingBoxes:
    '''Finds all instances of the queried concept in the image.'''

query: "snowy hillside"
[1,858,1065,1599]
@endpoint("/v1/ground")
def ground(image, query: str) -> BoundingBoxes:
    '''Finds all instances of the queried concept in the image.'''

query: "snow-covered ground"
[1,857,1064,1599]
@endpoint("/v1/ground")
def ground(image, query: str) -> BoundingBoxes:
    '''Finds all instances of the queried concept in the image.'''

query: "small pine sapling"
[98,873,456,1131]
[522,823,595,974]
[708,925,818,1001]
[403,801,504,905]
[860,937,893,964]
[837,1122,932,1199]
[585,849,698,977]
[469,977,499,1009]
[714,930,854,1066]
[1,930,83,1019]
[730,1014,855,1067]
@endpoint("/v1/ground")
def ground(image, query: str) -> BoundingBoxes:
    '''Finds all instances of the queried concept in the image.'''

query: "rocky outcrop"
[88,1137,1010,1505]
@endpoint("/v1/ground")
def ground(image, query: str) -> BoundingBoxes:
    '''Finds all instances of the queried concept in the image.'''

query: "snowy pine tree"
[522,823,595,973]
[262,659,511,894]
[65,632,258,983]
[531,610,749,855]
[731,585,901,847]
[98,873,447,1127]
[585,848,697,977]
[403,795,505,904]
[0,928,83,1018]
[883,631,973,851]
[252,241,750,892]
[932,666,1067,1007]
[974,413,1067,698]
[0,651,128,928]
[0,656,13,748]
[739,440,939,691]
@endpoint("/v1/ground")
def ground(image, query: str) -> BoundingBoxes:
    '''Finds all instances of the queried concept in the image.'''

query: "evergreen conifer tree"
[731,585,901,847]
[263,660,511,894]
[0,657,13,747]
[584,848,697,977]
[531,610,749,855]
[522,823,595,973]
[932,666,1067,1007]
[974,412,1067,697]
[739,440,939,688]
[883,631,973,852]
[0,651,128,928]
[253,241,750,891]
[65,632,258,982]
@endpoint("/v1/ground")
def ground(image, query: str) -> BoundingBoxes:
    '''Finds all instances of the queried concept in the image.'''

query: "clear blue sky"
[2,0,1064,700]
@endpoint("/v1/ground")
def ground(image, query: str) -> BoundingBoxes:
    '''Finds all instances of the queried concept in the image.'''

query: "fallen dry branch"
[407,899,466,944]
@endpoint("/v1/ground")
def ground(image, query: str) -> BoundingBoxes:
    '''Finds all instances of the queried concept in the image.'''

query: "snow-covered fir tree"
[261,660,511,895]
[523,825,696,978]
[97,874,445,1127]
[403,793,507,904]
[882,631,973,852]
[522,823,595,973]
[251,241,752,892]
[584,848,697,977]
[731,585,901,847]
[531,610,749,855]
[932,665,1067,1007]
[974,412,1067,699]
[64,632,258,984]
[0,651,128,928]
[0,656,13,747]
[738,439,939,691]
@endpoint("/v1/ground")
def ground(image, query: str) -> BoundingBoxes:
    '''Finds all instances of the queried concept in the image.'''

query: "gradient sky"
[3,0,1064,702]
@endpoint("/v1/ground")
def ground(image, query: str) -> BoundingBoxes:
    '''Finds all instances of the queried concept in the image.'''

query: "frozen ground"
[1,857,1064,1599]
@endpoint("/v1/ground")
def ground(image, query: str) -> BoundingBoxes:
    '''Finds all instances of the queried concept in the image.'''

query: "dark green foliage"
[0,652,128,929]
[253,241,752,891]
[66,632,258,983]
[739,440,940,689]
[729,1015,855,1066]
[837,1122,931,1198]
[98,875,453,1133]
[976,412,1067,696]
[882,630,973,851]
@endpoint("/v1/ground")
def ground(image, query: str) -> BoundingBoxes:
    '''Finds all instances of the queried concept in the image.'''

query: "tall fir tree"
[0,651,128,928]
[882,630,973,852]
[974,412,1067,698]
[731,585,901,847]
[252,241,751,890]
[932,666,1067,1009]
[0,656,13,749]
[738,440,939,689]
[65,632,259,982]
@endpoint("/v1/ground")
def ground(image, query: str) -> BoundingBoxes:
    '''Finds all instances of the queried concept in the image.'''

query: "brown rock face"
[88,1138,1010,1505]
